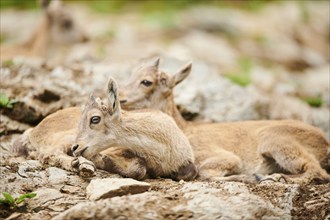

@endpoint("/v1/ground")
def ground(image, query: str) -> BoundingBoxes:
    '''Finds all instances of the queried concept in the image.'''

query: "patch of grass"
[0,192,37,209]
[298,0,310,23]
[252,34,269,46]
[0,92,17,109]
[143,10,177,29]
[0,0,37,9]
[226,73,251,87]
[215,0,274,12]
[0,34,5,44]
[105,29,116,39]
[224,57,253,87]
[2,59,14,68]
[86,0,127,14]
[302,96,323,108]
[86,0,205,14]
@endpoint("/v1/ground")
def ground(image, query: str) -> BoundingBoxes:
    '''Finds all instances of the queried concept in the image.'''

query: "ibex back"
[120,58,330,184]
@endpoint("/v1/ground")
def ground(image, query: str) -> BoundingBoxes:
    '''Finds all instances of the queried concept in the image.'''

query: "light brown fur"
[120,59,330,184]
[12,78,198,181]
[0,0,88,61]
[72,78,197,181]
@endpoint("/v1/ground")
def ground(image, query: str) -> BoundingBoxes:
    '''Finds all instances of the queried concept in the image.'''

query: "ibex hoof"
[72,156,96,177]
[258,173,287,184]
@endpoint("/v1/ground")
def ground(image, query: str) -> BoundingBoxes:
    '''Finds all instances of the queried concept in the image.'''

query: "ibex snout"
[71,144,79,152]
[71,144,88,157]
[80,34,89,43]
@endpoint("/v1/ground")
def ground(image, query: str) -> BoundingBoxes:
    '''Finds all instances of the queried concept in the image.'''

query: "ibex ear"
[44,0,62,16]
[39,0,51,10]
[158,72,172,96]
[150,58,160,69]
[89,93,96,103]
[84,93,95,106]
[81,93,95,114]
[168,62,192,88]
[107,77,121,118]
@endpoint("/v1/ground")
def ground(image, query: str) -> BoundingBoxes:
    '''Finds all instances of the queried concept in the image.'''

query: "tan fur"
[73,78,197,180]
[1,0,88,61]
[120,59,330,184]
[12,107,152,179]
[12,78,197,181]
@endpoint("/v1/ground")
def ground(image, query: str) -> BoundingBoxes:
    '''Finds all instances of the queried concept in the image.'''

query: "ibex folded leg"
[257,138,330,184]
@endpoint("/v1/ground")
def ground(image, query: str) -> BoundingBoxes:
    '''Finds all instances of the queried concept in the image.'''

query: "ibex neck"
[163,96,187,130]
[22,18,50,57]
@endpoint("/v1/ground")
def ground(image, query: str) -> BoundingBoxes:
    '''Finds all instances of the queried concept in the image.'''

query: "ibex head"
[40,0,88,44]
[120,58,192,111]
[72,77,121,158]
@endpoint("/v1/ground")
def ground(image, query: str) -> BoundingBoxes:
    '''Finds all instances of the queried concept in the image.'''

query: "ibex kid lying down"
[13,78,198,181]
[0,0,88,61]
[120,58,330,184]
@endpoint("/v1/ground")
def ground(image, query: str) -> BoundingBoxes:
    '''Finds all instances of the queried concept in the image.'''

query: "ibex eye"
[90,116,101,124]
[62,19,73,29]
[141,80,152,87]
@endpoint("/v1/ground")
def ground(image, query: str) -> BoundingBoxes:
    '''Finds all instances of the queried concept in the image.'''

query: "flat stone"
[17,160,42,178]
[54,181,298,220]
[29,188,64,209]
[60,185,82,194]
[86,178,150,201]
[47,167,68,185]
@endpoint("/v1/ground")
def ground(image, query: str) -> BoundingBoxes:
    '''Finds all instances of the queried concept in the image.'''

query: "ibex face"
[42,0,88,45]
[120,58,192,111]
[73,78,121,158]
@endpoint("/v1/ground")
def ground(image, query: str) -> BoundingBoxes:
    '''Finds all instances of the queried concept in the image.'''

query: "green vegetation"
[298,0,310,23]
[86,0,204,14]
[0,92,17,109]
[1,59,14,68]
[0,0,274,12]
[0,34,5,44]
[253,34,269,46]
[0,192,37,209]
[302,96,323,108]
[143,10,177,29]
[0,0,37,10]
[224,57,253,87]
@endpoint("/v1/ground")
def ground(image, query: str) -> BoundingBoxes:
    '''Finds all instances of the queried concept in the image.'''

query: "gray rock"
[54,182,298,220]
[159,57,260,122]
[86,178,151,201]
[17,160,42,178]
[29,188,64,208]
[47,167,68,185]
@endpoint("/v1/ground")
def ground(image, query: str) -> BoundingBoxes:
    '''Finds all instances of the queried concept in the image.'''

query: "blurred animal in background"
[12,78,197,182]
[120,58,330,185]
[0,0,88,62]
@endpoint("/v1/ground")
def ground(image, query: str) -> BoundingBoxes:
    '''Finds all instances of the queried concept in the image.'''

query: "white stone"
[86,178,150,201]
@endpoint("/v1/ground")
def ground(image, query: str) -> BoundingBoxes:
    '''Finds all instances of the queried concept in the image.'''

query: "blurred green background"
[0,0,276,12]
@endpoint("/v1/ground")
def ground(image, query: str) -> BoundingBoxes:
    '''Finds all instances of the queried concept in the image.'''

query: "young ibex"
[13,78,197,181]
[72,78,197,181]
[120,58,330,184]
[1,0,88,61]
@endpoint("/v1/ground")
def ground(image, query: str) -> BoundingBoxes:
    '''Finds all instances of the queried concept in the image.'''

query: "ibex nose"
[81,34,89,43]
[71,144,79,152]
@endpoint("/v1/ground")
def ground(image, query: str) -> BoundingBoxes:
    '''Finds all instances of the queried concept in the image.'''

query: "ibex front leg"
[39,147,96,177]
[90,148,148,180]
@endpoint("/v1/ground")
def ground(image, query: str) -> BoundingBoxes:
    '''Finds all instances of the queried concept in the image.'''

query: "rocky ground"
[0,1,329,219]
